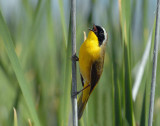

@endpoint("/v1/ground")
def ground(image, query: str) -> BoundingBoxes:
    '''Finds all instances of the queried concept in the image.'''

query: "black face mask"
[92,25,105,46]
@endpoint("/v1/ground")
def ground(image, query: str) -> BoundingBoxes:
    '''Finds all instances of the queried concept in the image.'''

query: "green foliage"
[0,0,160,126]
[0,11,41,126]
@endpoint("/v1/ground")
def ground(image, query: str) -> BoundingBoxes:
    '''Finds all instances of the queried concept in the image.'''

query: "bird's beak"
[88,24,97,33]
[93,24,97,32]
[88,28,93,31]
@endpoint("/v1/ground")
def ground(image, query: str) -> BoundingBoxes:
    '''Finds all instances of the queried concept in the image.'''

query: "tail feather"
[78,93,89,120]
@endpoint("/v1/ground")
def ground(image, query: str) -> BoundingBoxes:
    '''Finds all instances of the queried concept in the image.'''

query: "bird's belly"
[79,55,91,83]
[79,46,100,83]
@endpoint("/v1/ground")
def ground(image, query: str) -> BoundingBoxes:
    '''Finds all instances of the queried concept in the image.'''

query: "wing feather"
[90,57,104,93]
[80,74,84,86]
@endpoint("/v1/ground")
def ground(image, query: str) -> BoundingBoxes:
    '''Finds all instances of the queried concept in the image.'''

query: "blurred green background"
[0,0,160,126]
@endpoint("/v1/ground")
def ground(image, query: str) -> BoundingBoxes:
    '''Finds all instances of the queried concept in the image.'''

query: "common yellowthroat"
[76,24,108,119]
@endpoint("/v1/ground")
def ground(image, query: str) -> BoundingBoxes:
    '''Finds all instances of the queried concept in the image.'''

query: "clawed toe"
[72,91,79,97]
[72,54,79,61]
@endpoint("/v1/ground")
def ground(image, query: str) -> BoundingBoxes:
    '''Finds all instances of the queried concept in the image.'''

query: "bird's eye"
[100,31,104,35]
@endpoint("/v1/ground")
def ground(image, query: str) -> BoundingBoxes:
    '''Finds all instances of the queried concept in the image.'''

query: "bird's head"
[89,24,108,46]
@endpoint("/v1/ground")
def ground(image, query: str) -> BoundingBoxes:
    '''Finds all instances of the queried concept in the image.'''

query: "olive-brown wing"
[90,57,104,93]
[80,74,84,86]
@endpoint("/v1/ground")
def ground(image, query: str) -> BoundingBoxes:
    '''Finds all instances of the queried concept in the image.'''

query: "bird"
[75,24,108,119]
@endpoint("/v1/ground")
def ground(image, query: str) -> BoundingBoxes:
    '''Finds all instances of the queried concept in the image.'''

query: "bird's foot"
[72,91,81,97]
[72,54,79,61]
[72,84,90,97]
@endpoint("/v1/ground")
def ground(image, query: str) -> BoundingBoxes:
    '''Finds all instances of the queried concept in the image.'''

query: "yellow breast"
[79,31,100,83]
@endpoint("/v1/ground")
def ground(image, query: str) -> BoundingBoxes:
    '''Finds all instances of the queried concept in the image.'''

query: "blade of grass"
[112,34,122,126]
[142,0,148,46]
[0,11,41,126]
[140,85,147,126]
[58,2,72,124]
[148,0,160,125]
[137,24,155,126]
[58,0,67,47]
[13,108,18,126]
[59,12,72,126]
[132,31,152,101]
[144,19,156,126]
[119,0,135,125]
[107,0,122,125]
[21,0,46,66]
[28,119,32,126]
[8,87,21,126]
[137,33,154,125]
[124,44,135,126]
[112,51,122,126]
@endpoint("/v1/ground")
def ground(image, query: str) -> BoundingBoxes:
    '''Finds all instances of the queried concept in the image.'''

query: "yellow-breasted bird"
[76,24,108,119]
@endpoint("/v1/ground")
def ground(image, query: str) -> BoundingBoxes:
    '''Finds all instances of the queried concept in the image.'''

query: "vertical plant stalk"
[148,0,160,126]
[132,32,152,101]
[71,0,78,126]
[13,108,18,126]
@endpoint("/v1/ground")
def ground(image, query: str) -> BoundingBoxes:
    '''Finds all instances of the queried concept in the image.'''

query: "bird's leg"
[72,84,90,97]
[72,54,79,61]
